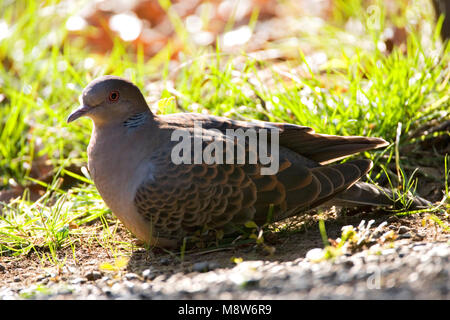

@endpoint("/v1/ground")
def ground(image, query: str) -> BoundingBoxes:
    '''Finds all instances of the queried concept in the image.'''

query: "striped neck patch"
[123,112,149,128]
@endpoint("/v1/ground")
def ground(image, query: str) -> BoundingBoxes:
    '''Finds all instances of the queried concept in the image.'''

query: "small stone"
[103,288,113,297]
[413,233,425,241]
[342,260,354,268]
[192,262,210,273]
[71,277,86,285]
[398,226,410,234]
[398,232,412,239]
[13,276,21,282]
[85,271,102,281]
[305,248,324,261]
[142,268,155,280]
[124,272,138,280]
[122,280,135,291]
[159,257,170,266]
[152,274,167,282]
[100,276,111,282]
[387,216,399,222]
[36,274,48,281]
[111,282,126,294]
[242,278,260,288]
[381,248,396,256]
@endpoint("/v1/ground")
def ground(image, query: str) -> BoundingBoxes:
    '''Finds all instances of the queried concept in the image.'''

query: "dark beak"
[67,105,92,123]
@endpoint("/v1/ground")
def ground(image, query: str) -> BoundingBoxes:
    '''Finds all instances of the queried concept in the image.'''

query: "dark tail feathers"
[327,181,432,210]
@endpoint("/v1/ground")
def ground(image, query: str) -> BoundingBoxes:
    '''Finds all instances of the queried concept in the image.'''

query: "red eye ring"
[109,90,120,102]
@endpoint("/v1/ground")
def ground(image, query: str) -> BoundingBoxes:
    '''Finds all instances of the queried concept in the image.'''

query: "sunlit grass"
[0,0,449,263]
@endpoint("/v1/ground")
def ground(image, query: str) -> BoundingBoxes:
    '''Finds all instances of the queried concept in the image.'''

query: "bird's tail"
[327,181,432,210]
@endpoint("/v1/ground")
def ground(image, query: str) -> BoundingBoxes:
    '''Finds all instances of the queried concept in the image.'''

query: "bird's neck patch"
[123,112,149,128]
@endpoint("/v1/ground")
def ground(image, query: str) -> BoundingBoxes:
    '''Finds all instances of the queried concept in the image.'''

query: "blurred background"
[31,0,448,58]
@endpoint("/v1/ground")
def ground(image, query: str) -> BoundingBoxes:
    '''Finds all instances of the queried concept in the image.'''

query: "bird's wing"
[133,133,259,240]
[160,113,389,164]
[133,124,374,241]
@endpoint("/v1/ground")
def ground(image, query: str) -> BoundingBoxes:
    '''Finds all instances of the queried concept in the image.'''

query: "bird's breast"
[87,127,149,214]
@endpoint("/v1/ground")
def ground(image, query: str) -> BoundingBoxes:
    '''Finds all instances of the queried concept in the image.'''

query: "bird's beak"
[67,105,92,123]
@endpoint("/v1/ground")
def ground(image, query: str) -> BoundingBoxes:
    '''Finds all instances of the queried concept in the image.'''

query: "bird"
[67,75,431,248]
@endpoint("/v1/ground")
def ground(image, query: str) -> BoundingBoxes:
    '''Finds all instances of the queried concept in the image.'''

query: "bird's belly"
[87,134,158,237]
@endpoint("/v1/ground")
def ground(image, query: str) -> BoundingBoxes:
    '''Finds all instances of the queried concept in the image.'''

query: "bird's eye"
[109,91,120,102]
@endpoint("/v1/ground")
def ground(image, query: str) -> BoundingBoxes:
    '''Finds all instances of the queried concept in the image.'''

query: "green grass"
[0,0,449,262]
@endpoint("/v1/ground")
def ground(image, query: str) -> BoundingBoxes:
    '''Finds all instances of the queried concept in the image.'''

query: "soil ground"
[1,206,448,296]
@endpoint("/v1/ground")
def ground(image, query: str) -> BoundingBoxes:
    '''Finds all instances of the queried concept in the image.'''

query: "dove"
[67,75,431,248]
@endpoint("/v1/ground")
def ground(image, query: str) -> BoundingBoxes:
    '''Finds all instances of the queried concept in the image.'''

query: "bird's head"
[67,75,151,126]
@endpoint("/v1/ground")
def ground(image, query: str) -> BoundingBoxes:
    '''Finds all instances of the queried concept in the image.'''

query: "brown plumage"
[68,75,431,248]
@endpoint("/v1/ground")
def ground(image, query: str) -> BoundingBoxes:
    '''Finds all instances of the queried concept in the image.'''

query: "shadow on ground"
[125,209,400,275]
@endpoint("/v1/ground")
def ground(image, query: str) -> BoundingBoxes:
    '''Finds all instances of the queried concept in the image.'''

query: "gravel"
[1,240,449,299]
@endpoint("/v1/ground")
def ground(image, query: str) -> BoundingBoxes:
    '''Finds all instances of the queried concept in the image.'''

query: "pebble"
[141,268,155,280]
[124,273,139,280]
[398,232,412,239]
[1,241,449,300]
[36,274,48,281]
[305,248,324,261]
[398,226,410,234]
[387,216,399,222]
[414,233,425,240]
[342,260,354,268]
[85,271,102,281]
[71,277,86,285]
[191,262,206,272]
[192,261,215,273]
[381,248,397,256]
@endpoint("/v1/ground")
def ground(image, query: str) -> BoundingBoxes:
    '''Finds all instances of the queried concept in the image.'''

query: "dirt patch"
[1,207,448,296]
